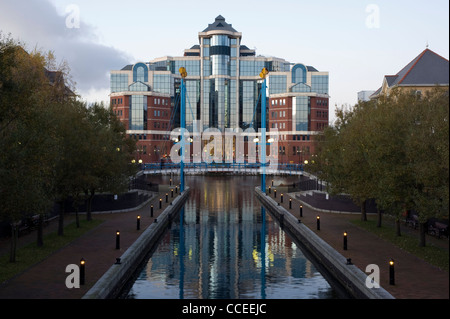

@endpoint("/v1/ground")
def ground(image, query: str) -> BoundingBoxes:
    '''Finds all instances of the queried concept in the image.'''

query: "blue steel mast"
[259,67,269,192]
[179,67,187,192]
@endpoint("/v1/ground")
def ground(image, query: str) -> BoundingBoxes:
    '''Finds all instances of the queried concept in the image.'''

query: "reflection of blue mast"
[260,207,266,299]
[179,207,185,299]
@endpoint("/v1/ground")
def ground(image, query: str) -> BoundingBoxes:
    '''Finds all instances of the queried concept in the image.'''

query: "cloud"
[0,0,131,101]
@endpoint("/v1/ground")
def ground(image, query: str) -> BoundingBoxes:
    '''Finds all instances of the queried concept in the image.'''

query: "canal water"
[124,175,337,299]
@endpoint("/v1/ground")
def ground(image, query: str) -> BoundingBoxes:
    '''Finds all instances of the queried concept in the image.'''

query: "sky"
[1,0,449,124]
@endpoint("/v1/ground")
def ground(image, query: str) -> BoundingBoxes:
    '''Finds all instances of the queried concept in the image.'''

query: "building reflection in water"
[127,176,335,299]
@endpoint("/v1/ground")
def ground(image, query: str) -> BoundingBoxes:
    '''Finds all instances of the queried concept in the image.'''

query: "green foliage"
[0,34,137,259]
[312,87,449,241]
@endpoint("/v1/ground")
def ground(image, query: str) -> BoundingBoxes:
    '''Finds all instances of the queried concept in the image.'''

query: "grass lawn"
[0,218,103,284]
[351,216,449,272]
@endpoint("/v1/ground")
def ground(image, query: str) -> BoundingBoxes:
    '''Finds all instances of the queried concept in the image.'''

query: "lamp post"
[343,231,348,250]
[115,230,120,250]
[80,258,85,285]
[389,259,395,285]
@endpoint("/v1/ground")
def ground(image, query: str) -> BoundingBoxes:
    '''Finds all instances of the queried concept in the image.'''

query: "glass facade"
[293,96,310,131]
[110,15,329,139]
[268,75,287,95]
[130,95,147,130]
[153,74,173,95]
[311,75,329,94]
[111,74,128,93]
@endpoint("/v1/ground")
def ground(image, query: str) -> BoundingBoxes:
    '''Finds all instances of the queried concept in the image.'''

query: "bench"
[428,222,449,239]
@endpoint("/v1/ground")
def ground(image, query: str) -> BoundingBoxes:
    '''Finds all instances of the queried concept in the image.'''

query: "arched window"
[133,63,148,83]
[292,64,307,84]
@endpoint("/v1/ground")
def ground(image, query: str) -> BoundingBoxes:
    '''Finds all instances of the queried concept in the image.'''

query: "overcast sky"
[1,0,449,123]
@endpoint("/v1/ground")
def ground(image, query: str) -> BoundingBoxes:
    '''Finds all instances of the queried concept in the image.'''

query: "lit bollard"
[171,188,174,197]
[389,259,395,285]
[289,198,292,209]
[343,231,348,250]
[316,215,320,230]
[116,230,120,250]
[169,178,172,186]
[268,186,271,194]
[274,189,277,198]
[281,193,284,203]
[137,215,141,230]
[159,198,162,209]
[166,193,168,203]
[300,205,303,217]
[150,205,154,217]
[80,258,85,285]
[175,186,178,194]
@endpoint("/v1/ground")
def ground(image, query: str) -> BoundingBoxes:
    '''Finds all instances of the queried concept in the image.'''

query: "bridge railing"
[142,162,305,173]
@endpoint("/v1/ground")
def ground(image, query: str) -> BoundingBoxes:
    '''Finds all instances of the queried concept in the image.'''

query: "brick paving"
[0,187,448,299]
[0,191,179,299]
[271,190,449,299]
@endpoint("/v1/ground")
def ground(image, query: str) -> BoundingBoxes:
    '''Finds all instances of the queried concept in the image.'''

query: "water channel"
[124,175,339,299]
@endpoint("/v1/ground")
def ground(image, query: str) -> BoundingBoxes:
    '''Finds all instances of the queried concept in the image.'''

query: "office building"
[110,15,329,164]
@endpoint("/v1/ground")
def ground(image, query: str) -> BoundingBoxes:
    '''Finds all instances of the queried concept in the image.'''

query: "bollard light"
[281,193,284,203]
[274,189,277,198]
[300,205,303,217]
[269,186,271,194]
[159,198,162,209]
[150,205,154,217]
[166,193,168,203]
[175,186,178,194]
[316,215,320,230]
[389,259,395,285]
[343,231,348,250]
[80,258,85,285]
[137,215,141,230]
[289,198,292,209]
[271,180,274,186]
[170,178,172,186]
[116,230,120,250]
[171,188,174,197]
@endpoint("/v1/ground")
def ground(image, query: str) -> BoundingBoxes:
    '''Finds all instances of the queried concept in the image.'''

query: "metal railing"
[142,162,305,175]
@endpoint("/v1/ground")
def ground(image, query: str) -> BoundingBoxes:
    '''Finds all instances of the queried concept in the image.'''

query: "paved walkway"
[273,191,449,299]
[0,188,448,299]
[0,191,178,299]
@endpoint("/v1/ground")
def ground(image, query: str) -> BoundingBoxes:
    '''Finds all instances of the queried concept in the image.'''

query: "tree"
[312,87,449,245]
[0,35,58,260]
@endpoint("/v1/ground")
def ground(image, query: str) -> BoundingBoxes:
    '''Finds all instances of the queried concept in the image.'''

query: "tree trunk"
[376,208,382,228]
[419,222,427,247]
[86,190,95,221]
[360,200,367,221]
[9,223,18,263]
[75,207,80,228]
[37,214,44,247]
[58,201,65,236]
[395,218,401,236]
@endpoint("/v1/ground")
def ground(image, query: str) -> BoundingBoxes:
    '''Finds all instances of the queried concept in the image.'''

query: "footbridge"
[141,162,306,176]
